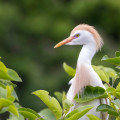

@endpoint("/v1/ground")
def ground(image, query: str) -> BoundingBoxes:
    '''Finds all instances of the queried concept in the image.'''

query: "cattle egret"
[54,24,109,120]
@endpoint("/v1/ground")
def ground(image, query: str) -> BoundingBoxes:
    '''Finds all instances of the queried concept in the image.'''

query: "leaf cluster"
[1,51,120,120]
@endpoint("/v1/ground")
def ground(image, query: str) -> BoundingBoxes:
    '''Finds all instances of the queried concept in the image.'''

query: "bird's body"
[54,24,109,120]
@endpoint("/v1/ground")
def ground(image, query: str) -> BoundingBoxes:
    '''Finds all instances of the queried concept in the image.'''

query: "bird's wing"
[100,98,109,120]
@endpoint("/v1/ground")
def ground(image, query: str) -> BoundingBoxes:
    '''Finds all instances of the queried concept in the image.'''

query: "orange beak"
[54,37,74,48]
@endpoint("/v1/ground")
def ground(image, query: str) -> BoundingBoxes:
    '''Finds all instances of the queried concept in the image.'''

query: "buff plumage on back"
[71,24,103,51]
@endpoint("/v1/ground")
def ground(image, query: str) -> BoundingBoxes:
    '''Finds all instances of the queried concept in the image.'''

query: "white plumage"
[54,24,109,120]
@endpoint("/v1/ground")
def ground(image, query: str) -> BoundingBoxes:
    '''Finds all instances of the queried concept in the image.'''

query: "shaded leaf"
[39,108,56,120]
[96,104,119,116]
[86,114,101,120]
[0,79,17,87]
[65,105,94,120]
[0,86,7,98]
[112,99,120,110]
[63,62,76,77]
[19,107,43,120]
[74,86,108,103]
[33,90,62,120]
[116,51,120,57]
[12,90,19,101]
[7,68,22,82]
[54,91,62,104]
[7,113,24,120]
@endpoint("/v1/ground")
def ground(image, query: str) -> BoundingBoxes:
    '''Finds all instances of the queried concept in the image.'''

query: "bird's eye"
[75,34,80,37]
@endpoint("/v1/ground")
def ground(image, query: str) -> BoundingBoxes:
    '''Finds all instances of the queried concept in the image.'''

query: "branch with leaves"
[0,51,120,120]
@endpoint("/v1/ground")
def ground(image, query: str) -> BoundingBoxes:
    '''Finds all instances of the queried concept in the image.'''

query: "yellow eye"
[75,34,80,37]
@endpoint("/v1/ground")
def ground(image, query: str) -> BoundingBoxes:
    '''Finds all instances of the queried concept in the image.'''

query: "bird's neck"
[77,44,96,65]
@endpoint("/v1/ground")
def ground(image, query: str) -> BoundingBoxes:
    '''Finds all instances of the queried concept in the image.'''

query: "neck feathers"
[72,64,91,99]
[71,44,96,100]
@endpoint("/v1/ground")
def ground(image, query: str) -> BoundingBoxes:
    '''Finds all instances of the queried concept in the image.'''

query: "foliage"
[63,51,120,120]
[74,86,108,103]
[0,49,120,120]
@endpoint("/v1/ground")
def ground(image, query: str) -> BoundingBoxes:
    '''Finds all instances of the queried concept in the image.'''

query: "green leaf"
[7,68,22,82]
[102,55,120,65]
[86,114,101,120]
[0,98,18,116]
[54,91,62,104]
[92,65,109,83]
[7,113,24,120]
[106,87,116,94]
[96,104,119,116]
[116,82,120,91]
[63,99,73,111]
[0,61,7,72]
[18,107,43,120]
[0,86,7,98]
[8,105,19,116]
[33,90,62,120]
[7,114,25,120]
[74,86,108,103]
[0,79,17,87]
[0,82,6,88]
[12,89,19,101]
[116,51,120,57]
[39,108,56,120]
[0,61,22,82]
[112,99,120,110]
[116,117,120,120]
[65,105,94,120]
[0,98,14,109]
[115,83,120,99]
[63,62,76,77]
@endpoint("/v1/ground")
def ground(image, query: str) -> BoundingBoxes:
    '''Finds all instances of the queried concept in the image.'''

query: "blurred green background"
[0,0,120,113]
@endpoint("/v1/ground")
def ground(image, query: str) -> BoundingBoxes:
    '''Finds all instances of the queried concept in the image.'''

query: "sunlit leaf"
[74,86,108,103]
[92,65,109,83]
[65,105,94,120]
[116,82,120,91]
[86,114,101,120]
[106,88,115,94]
[116,117,120,120]
[0,61,22,82]
[19,107,43,120]
[96,104,119,116]
[8,105,19,116]
[102,55,120,65]
[63,62,76,77]
[33,90,62,120]
[63,99,73,111]
[0,98,18,116]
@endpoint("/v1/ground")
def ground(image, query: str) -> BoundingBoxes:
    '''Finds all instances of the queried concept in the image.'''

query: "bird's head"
[54,24,103,51]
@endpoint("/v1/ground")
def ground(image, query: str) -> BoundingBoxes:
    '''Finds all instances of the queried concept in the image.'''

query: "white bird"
[54,24,109,120]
